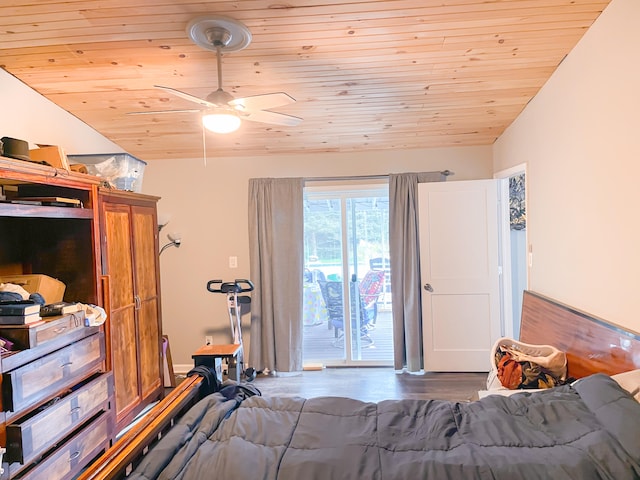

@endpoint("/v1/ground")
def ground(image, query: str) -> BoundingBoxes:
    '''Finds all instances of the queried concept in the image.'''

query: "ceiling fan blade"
[243,110,303,126]
[154,85,216,108]
[127,109,201,115]
[229,92,295,112]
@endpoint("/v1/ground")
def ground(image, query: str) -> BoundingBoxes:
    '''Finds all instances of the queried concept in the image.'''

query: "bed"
[79,291,640,480]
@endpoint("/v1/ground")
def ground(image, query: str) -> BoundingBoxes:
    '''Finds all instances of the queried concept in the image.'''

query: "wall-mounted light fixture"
[158,213,172,232]
[160,232,182,255]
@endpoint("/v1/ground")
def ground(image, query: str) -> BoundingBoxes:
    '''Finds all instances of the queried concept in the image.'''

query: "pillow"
[611,369,640,402]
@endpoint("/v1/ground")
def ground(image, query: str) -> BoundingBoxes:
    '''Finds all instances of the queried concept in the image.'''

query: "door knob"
[424,283,434,292]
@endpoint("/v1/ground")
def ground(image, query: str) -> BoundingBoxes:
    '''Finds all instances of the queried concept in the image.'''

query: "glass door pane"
[303,196,346,363]
[302,186,392,366]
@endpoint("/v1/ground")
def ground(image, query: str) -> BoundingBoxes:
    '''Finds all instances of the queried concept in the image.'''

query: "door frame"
[494,163,528,339]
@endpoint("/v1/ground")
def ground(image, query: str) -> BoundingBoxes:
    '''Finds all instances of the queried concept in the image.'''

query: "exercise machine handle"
[206,279,255,294]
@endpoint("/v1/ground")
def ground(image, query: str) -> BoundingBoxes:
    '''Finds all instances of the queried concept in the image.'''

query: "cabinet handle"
[69,451,81,461]
[134,295,141,310]
[53,326,68,333]
[60,362,73,368]
[70,406,82,415]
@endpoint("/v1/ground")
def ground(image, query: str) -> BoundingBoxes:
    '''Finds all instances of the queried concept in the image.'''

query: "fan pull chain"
[202,120,207,167]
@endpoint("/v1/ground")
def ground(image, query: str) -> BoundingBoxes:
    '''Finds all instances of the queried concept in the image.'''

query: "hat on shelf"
[1,137,31,161]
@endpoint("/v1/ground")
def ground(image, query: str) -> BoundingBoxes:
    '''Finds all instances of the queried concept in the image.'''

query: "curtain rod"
[304,170,453,182]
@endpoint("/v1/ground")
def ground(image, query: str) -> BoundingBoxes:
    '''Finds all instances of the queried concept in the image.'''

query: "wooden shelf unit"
[0,156,164,478]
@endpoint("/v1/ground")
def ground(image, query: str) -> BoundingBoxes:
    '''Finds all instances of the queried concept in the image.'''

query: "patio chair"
[369,257,391,308]
[304,268,326,284]
[358,270,385,326]
[318,279,374,348]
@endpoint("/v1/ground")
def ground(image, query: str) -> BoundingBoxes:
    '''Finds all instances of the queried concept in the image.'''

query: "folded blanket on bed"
[129,374,640,480]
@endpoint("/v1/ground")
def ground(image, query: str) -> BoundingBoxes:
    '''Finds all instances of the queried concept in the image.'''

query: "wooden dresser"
[0,315,113,480]
[0,156,164,478]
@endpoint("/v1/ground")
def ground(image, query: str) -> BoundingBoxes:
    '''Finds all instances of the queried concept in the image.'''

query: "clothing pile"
[487,338,568,390]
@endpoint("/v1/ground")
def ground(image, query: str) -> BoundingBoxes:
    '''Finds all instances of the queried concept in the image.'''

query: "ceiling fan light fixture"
[130,16,301,129]
[202,112,241,134]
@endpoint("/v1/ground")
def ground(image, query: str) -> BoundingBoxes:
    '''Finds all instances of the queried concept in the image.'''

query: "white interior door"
[418,180,501,372]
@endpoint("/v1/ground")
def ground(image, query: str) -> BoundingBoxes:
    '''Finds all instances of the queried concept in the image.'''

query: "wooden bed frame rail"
[78,375,204,480]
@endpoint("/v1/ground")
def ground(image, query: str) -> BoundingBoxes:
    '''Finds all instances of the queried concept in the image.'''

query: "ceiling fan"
[130,16,302,133]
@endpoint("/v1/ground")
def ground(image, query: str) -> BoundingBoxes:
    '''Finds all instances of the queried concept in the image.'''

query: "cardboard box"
[0,274,66,304]
[28,144,70,171]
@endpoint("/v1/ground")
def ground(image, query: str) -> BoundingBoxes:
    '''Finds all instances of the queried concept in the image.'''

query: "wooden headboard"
[519,291,640,378]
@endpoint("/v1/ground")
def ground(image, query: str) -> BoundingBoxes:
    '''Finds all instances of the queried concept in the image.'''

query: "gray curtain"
[248,177,304,373]
[389,172,447,372]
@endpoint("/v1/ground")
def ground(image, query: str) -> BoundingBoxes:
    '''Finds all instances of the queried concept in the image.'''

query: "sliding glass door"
[302,184,392,366]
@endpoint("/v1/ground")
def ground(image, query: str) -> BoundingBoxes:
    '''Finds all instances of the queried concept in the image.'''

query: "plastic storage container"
[67,153,147,192]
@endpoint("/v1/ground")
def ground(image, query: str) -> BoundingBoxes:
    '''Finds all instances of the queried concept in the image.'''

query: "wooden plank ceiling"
[0,1,610,161]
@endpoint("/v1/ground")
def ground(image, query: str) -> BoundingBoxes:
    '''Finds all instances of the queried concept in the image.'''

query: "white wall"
[0,70,122,153]
[146,148,493,368]
[493,0,640,332]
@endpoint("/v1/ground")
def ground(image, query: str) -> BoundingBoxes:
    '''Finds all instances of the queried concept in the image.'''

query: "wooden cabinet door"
[100,193,162,431]
[102,203,140,422]
[131,206,162,401]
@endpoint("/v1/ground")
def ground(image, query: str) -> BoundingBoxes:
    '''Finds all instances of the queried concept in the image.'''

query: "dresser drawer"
[2,332,105,418]
[0,313,85,350]
[18,409,113,480]
[6,372,113,465]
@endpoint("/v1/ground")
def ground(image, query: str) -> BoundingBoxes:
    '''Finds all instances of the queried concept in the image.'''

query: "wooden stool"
[192,344,242,383]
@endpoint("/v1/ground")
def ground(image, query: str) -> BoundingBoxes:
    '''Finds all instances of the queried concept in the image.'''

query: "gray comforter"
[130,374,640,479]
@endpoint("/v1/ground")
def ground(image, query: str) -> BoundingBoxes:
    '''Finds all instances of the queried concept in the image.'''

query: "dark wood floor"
[249,367,488,403]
